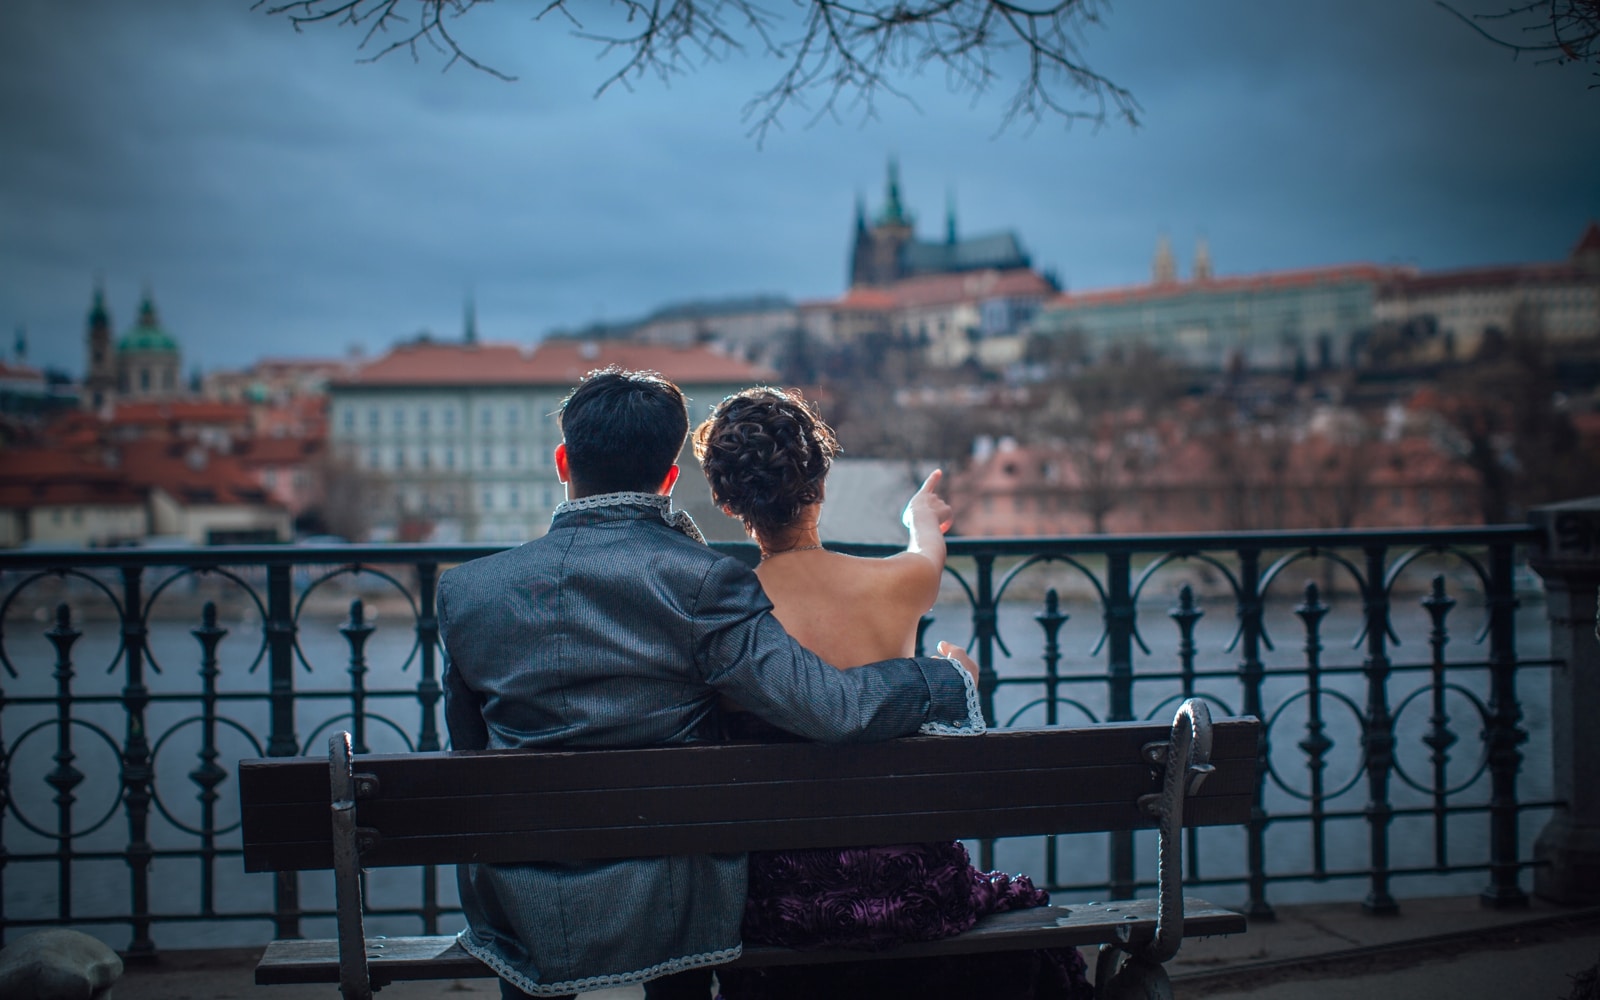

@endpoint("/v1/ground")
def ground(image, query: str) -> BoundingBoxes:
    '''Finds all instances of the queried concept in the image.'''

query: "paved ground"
[114,895,1600,999]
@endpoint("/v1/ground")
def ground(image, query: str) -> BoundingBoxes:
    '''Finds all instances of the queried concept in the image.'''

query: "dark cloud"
[1,0,1595,374]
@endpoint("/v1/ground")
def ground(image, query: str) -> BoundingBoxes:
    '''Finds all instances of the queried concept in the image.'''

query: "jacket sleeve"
[691,556,985,742]
[439,576,490,752]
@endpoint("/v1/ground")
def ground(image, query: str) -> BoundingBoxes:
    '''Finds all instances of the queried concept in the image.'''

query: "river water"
[0,566,1556,950]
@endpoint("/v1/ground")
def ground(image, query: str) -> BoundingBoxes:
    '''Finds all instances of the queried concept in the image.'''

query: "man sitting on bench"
[440,368,986,999]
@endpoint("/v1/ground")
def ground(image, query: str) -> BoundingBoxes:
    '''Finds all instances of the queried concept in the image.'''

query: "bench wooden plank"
[241,721,1260,872]
[256,898,1249,985]
[246,794,1255,872]
[239,721,1261,805]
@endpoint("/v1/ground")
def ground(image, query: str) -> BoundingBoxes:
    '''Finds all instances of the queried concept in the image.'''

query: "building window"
[508,447,519,468]
[140,368,151,391]
[52,509,63,525]
[368,408,380,430]
[507,406,521,427]
[342,408,355,432]
[543,487,554,508]
[481,448,492,470]
[367,448,380,469]
[443,407,456,429]
[394,407,406,429]
[395,447,407,470]
[445,448,456,470]
[419,407,431,429]
[480,407,492,429]
[509,489,521,509]
[482,490,494,511]
[420,449,432,470]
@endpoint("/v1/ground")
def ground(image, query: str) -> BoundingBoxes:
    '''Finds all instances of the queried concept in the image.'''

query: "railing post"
[415,563,442,753]
[340,600,374,755]
[45,605,82,926]
[972,555,998,727]
[972,554,998,872]
[190,602,229,918]
[1105,551,1136,900]
[119,566,156,956]
[1236,546,1273,920]
[1359,545,1398,915]
[1421,576,1458,873]
[1529,497,1600,903]
[264,562,301,939]
[412,562,444,937]
[1295,582,1331,881]
[1480,541,1528,908]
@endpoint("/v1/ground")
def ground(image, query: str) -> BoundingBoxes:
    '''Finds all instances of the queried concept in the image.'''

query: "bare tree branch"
[1437,0,1600,81]
[256,0,1139,140]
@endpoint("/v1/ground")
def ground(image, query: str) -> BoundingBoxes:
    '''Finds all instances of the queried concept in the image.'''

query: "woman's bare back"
[756,550,938,667]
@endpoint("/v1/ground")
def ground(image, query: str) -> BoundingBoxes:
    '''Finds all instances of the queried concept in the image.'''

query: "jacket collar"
[550,491,706,544]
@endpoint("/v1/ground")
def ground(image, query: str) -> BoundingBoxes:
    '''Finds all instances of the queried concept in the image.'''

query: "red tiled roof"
[0,361,43,381]
[116,440,280,507]
[817,269,1056,313]
[885,269,1057,309]
[0,442,283,509]
[1378,262,1592,296]
[232,436,324,466]
[1044,264,1412,311]
[1571,220,1600,257]
[0,481,147,507]
[830,288,899,311]
[111,400,253,425]
[332,340,770,388]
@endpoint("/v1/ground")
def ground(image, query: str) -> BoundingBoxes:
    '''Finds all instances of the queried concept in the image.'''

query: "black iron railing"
[0,524,1562,951]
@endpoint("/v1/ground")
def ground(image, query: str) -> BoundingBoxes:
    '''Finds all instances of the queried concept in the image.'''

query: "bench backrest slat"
[241,719,1259,873]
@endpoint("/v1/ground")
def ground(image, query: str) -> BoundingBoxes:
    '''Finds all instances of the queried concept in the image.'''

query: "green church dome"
[117,294,179,354]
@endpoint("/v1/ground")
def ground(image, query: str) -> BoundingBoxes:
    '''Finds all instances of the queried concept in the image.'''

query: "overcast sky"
[2,0,1596,377]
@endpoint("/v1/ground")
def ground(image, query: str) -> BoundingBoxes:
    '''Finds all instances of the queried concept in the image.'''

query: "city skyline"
[2,0,1597,377]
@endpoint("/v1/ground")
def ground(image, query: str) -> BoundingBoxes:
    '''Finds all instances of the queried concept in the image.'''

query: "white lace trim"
[918,656,987,736]
[456,928,740,995]
[552,491,704,544]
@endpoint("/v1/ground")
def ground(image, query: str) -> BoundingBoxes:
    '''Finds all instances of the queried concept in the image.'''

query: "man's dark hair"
[559,367,689,496]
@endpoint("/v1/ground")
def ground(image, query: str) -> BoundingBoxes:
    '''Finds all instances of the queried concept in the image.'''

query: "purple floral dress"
[715,715,1094,999]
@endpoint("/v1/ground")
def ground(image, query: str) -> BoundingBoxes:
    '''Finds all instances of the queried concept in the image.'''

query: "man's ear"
[658,464,680,495]
[554,443,570,484]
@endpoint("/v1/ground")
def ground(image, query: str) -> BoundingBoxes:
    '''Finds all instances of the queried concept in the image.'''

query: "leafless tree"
[1438,1,1600,82]
[255,0,1140,141]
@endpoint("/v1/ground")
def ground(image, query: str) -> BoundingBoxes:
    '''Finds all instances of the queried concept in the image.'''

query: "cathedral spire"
[854,193,867,234]
[13,325,26,365]
[879,156,910,227]
[1193,235,1213,282]
[1152,234,1177,285]
[463,290,478,345]
[945,189,957,246]
[136,286,159,328]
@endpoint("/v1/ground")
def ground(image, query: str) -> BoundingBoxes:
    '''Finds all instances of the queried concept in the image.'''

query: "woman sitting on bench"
[694,387,1094,1000]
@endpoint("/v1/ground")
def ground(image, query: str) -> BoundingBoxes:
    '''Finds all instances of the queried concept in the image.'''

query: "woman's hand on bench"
[936,641,979,686]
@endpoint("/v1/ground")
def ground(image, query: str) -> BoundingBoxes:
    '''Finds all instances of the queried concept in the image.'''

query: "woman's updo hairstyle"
[693,387,841,541]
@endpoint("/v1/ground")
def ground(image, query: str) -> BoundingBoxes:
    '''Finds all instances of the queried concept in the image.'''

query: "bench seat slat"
[238,721,1262,806]
[242,759,1256,865]
[255,898,1247,986]
[245,793,1255,871]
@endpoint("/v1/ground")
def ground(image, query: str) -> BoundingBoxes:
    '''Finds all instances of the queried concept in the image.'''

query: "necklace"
[759,543,825,561]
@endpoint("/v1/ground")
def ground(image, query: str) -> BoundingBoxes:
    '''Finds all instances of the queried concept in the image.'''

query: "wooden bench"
[240,700,1256,999]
